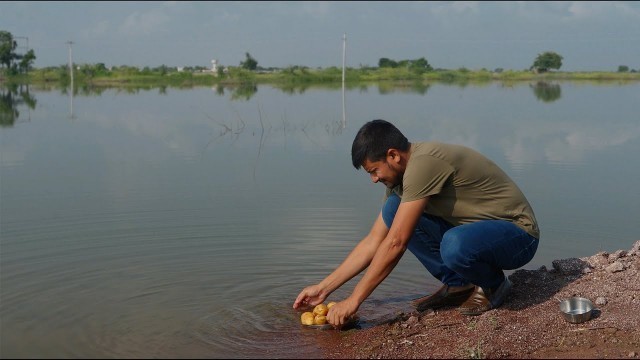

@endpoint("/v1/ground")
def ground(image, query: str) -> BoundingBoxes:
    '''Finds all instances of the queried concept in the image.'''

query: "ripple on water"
[192,303,336,358]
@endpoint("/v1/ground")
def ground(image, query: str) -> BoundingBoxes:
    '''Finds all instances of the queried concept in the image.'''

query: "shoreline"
[323,240,640,359]
[2,69,640,89]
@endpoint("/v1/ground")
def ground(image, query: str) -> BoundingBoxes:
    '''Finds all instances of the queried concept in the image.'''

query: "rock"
[552,258,589,275]
[630,240,640,256]
[584,252,609,269]
[537,265,548,272]
[605,261,625,273]
[595,296,607,306]
[406,316,418,325]
[609,250,628,261]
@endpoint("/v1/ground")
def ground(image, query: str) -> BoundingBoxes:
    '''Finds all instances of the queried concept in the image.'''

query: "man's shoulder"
[412,141,478,157]
[411,141,456,157]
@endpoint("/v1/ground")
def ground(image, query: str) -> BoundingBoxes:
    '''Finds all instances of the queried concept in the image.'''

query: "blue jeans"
[381,193,539,290]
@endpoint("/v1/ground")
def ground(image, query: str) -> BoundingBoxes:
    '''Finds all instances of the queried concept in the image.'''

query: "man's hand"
[326,297,359,328]
[293,284,327,309]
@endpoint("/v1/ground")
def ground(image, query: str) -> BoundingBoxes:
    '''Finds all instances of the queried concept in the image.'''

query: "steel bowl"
[559,297,594,324]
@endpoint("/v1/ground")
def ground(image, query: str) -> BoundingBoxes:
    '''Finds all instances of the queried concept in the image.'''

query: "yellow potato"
[327,301,337,309]
[313,303,328,316]
[314,315,327,325]
[300,311,315,325]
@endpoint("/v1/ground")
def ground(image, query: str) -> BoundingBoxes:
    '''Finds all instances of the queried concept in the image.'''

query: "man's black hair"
[351,119,409,169]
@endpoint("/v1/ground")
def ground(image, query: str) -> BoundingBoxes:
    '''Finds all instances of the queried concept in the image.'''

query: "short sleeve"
[401,154,454,203]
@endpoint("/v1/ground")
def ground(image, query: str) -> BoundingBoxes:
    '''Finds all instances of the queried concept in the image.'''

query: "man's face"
[362,156,402,189]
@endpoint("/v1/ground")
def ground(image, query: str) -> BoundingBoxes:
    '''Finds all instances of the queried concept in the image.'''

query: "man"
[293,119,539,327]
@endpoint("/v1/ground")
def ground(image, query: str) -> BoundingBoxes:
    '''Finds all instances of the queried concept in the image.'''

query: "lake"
[1,80,639,358]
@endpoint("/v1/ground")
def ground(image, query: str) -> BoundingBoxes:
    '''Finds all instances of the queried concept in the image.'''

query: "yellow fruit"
[313,303,328,316]
[327,302,337,309]
[300,311,315,325]
[314,315,327,325]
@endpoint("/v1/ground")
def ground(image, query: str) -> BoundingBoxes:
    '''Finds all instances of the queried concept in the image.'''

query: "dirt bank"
[323,240,640,359]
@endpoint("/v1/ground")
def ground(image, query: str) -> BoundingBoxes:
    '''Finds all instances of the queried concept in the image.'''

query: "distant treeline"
[3,62,639,88]
[2,28,639,86]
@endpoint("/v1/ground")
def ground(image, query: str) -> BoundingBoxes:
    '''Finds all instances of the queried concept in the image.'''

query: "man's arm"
[326,197,429,326]
[293,211,389,309]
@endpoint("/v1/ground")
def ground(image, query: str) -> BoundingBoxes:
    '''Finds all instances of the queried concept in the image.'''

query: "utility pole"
[66,41,75,120]
[66,41,74,84]
[342,33,346,84]
[341,33,347,129]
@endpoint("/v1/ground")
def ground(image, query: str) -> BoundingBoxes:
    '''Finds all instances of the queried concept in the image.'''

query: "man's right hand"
[293,284,327,309]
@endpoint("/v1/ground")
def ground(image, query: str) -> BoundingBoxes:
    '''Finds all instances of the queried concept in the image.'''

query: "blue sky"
[2,1,639,71]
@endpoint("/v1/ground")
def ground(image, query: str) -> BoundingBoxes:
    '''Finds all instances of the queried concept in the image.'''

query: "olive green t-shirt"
[385,142,540,239]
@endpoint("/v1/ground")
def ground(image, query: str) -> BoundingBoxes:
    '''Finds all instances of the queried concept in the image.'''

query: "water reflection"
[0,84,37,127]
[228,83,258,101]
[530,81,562,102]
[12,80,570,103]
[377,81,431,95]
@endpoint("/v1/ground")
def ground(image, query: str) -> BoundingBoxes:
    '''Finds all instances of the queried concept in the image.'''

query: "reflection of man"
[293,119,540,327]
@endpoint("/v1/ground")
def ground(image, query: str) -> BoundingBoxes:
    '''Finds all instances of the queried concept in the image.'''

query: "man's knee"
[381,193,401,228]
[440,229,470,270]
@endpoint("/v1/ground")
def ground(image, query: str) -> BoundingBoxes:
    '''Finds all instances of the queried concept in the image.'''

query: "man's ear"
[387,149,400,163]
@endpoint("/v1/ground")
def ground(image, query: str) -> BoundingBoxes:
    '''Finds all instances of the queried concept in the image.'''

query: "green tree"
[617,65,629,73]
[0,30,18,71]
[531,51,563,72]
[18,49,36,73]
[240,52,258,70]
[378,58,398,68]
[408,57,433,73]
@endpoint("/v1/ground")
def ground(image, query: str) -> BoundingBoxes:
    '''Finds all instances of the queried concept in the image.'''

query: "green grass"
[3,67,639,89]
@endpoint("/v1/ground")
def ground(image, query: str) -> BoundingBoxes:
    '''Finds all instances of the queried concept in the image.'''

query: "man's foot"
[457,277,512,316]
[412,283,476,312]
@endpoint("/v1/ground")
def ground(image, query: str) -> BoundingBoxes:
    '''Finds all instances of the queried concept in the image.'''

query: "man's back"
[386,142,539,238]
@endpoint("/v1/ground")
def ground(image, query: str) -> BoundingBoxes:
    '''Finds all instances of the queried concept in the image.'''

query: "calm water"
[1,81,639,358]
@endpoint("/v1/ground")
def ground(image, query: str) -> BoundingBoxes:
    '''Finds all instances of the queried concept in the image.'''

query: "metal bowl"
[559,297,594,324]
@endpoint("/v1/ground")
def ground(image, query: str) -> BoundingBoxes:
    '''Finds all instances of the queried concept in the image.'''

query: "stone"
[595,297,607,306]
[609,250,628,261]
[585,252,609,268]
[605,261,625,273]
[629,240,640,256]
[552,258,589,275]
[406,315,418,325]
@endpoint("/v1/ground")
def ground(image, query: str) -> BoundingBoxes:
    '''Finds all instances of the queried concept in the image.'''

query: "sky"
[2,1,639,71]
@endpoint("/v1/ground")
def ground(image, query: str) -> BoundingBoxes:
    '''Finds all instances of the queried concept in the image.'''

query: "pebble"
[595,296,607,306]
